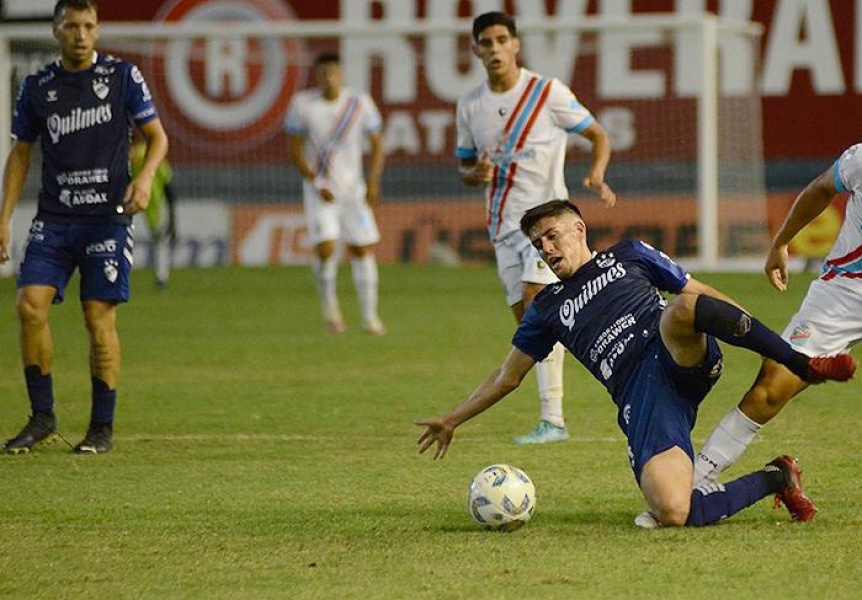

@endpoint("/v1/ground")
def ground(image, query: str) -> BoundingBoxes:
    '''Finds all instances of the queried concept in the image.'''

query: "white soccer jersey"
[284,88,382,202]
[826,143,862,288]
[455,68,595,241]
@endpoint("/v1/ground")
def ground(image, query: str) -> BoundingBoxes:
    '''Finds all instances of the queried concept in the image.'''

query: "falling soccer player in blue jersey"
[0,0,169,454]
[416,200,856,527]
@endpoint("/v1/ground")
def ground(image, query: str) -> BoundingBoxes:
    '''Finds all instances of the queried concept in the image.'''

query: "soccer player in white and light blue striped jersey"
[455,12,616,445]
[285,52,385,336]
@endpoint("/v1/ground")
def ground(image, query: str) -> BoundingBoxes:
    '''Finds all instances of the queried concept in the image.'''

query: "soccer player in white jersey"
[285,52,385,335]
[636,144,862,528]
[455,12,616,444]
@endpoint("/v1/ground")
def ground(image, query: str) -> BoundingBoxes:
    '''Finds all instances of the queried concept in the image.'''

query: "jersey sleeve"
[834,144,862,194]
[511,303,556,362]
[548,78,595,135]
[630,240,690,293]
[360,93,383,134]
[283,94,306,135]
[454,98,477,160]
[126,64,158,126]
[10,77,40,142]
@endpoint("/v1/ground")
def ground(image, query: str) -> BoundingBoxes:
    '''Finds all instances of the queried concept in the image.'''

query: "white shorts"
[782,278,861,356]
[494,230,559,306]
[303,186,380,248]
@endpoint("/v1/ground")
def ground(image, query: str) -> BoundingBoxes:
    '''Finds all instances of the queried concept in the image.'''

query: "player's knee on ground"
[652,497,691,526]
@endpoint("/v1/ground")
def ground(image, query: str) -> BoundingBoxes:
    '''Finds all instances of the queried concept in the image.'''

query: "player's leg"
[695,280,858,485]
[306,196,344,333]
[660,294,855,382]
[146,194,170,288]
[342,201,383,335]
[694,360,805,485]
[2,220,76,454]
[74,222,134,454]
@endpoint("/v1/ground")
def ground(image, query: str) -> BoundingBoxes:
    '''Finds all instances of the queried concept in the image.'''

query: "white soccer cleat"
[634,510,662,530]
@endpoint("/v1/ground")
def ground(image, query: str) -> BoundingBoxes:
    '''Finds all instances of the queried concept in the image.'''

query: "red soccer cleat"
[807,354,857,383]
[768,455,818,522]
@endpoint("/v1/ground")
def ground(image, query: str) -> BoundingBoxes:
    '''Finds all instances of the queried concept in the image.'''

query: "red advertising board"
[95,0,862,164]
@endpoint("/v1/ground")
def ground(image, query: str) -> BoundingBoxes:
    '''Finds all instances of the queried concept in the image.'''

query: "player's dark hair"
[53,0,98,23]
[520,200,583,236]
[472,12,517,42]
[314,52,341,67]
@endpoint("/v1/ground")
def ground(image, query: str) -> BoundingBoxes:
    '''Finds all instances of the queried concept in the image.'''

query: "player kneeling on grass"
[416,200,856,527]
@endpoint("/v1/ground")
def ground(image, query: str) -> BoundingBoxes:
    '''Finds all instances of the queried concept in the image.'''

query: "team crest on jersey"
[103,259,119,283]
[596,252,616,268]
[47,90,58,103]
[92,76,110,100]
[498,107,507,117]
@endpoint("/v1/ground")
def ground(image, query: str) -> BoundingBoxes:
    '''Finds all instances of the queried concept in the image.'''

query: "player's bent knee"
[654,503,690,527]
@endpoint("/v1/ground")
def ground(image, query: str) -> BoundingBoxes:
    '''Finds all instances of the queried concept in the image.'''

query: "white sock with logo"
[536,342,565,428]
[351,254,379,325]
[694,407,762,486]
[312,254,340,321]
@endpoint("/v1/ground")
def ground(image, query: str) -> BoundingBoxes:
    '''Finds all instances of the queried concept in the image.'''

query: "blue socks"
[685,471,778,526]
[91,377,116,425]
[25,365,54,415]
[693,295,810,380]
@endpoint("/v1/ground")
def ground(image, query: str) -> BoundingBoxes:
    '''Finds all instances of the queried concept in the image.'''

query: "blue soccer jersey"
[513,240,690,400]
[11,53,158,222]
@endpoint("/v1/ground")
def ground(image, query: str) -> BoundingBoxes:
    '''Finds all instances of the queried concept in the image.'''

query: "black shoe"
[73,423,114,454]
[2,412,59,455]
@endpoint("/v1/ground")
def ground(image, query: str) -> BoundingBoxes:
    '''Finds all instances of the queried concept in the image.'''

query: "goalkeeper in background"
[131,135,176,289]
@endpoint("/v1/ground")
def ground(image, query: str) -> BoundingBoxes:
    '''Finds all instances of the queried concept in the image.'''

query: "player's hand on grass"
[765,244,790,292]
[415,418,453,460]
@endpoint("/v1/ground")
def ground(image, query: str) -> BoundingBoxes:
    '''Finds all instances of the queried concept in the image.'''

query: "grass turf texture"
[0,265,859,599]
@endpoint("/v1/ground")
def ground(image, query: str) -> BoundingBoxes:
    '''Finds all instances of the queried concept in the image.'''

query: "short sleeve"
[454,98,477,160]
[547,78,594,135]
[11,77,40,142]
[126,64,158,126]
[511,303,556,362]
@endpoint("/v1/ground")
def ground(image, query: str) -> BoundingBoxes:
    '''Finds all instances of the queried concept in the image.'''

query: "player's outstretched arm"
[416,347,535,459]
[766,167,837,291]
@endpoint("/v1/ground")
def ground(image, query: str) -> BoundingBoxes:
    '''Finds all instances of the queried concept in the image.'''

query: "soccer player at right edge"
[634,143,862,528]
[417,200,855,528]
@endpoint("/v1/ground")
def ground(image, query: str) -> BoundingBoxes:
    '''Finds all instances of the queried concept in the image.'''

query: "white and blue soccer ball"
[467,464,536,531]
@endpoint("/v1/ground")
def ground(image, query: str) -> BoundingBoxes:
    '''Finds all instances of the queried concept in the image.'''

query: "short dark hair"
[314,51,341,68]
[53,0,98,23]
[472,12,517,43]
[520,200,583,237]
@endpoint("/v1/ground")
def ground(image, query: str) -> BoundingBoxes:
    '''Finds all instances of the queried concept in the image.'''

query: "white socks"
[536,342,565,428]
[694,407,762,486]
[350,254,380,326]
[312,254,341,320]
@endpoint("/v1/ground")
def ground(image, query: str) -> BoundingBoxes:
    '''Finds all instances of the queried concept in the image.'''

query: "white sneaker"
[363,317,386,336]
[634,510,662,529]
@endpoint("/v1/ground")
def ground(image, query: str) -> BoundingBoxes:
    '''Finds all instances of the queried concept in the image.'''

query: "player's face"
[473,25,521,79]
[530,214,588,279]
[316,62,343,98]
[54,7,99,70]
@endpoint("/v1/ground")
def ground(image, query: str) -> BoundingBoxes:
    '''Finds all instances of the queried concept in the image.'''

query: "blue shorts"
[17,219,134,304]
[616,335,724,484]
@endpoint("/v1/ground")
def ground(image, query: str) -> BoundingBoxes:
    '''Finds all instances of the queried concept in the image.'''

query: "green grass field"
[0,265,859,599]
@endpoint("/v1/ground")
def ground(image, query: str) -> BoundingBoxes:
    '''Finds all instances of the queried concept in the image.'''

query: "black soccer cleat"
[2,412,59,455]
[72,422,114,455]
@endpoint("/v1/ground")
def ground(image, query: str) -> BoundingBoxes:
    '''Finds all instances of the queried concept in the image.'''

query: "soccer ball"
[467,464,536,531]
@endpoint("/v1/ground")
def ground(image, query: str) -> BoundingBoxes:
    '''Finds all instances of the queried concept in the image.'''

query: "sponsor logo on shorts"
[789,323,811,347]
[86,239,118,256]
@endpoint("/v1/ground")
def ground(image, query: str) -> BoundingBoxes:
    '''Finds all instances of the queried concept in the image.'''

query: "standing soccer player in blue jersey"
[0,0,169,454]
[416,200,856,527]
